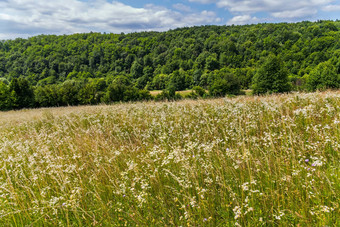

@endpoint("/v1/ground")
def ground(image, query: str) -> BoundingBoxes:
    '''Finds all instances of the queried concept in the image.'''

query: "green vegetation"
[252,55,291,94]
[0,92,338,225]
[1,20,340,110]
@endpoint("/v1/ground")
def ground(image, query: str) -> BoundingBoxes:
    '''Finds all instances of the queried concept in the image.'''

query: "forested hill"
[1,20,340,110]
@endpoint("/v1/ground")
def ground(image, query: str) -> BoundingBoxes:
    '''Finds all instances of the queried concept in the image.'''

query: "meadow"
[0,92,339,226]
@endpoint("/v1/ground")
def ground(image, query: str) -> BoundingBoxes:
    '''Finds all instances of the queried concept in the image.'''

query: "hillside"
[0,92,339,225]
[1,20,340,110]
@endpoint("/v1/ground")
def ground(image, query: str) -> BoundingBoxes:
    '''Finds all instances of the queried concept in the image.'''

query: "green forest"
[1,20,340,110]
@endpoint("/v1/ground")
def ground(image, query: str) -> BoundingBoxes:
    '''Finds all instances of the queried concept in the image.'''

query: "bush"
[192,86,206,97]
[155,88,182,101]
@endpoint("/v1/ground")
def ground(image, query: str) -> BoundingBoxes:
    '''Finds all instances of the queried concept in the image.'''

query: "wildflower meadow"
[0,92,339,226]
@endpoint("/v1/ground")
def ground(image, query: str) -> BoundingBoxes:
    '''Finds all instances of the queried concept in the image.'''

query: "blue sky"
[1,0,340,39]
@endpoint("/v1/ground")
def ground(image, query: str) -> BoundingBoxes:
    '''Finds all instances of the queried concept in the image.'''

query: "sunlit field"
[0,92,339,226]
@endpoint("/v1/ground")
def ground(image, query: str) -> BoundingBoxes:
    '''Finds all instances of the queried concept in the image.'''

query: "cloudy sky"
[0,0,340,39]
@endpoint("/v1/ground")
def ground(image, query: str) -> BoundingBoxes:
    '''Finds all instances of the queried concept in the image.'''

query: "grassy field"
[0,92,339,226]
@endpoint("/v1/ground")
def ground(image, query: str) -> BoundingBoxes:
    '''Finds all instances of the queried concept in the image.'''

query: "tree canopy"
[0,20,340,110]
[252,55,291,94]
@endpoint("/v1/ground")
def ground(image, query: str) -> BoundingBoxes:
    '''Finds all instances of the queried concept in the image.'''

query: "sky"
[0,0,340,40]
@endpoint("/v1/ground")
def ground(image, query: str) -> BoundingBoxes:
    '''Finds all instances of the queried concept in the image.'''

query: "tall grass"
[0,92,339,226]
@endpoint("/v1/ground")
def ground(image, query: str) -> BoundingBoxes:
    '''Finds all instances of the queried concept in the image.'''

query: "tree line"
[1,20,340,110]
[0,74,238,110]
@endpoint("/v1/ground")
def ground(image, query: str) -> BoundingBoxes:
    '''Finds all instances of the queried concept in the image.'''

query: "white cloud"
[195,0,334,20]
[271,7,318,18]
[323,4,340,11]
[216,0,332,14]
[227,15,259,25]
[0,0,220,39]
[188,0,217,3]
[173,3,192,12]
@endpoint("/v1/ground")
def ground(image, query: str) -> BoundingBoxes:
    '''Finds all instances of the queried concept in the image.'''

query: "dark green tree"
[151,74,169,90]
[34,84,60,107]
[8,78,34,109]
[58,80,83,106]
[252,55,291,94]
[0,81,11,110]
[169,70,186,91]
[306,61,339,91]
[209,73,240,97]
[131,61,143,79]
[206,55,219,71]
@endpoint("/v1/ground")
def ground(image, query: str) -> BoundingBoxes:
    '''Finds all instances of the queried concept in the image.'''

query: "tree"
[103,80,127,103]
[193,69,202,86]
[209,73,240,97]
[131,61,143,79]
[34,84,60,107]
[306,61,339,91]
[152,74,169,90]
[206,55,219,71]
[136,66,153,89]
[2,21,340,109]
[0,81,11,110]
[252,55,291,94]
[103,75,151,103]
[58,80,83,106]
[8,78,35,109]
[169,70,186,91]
